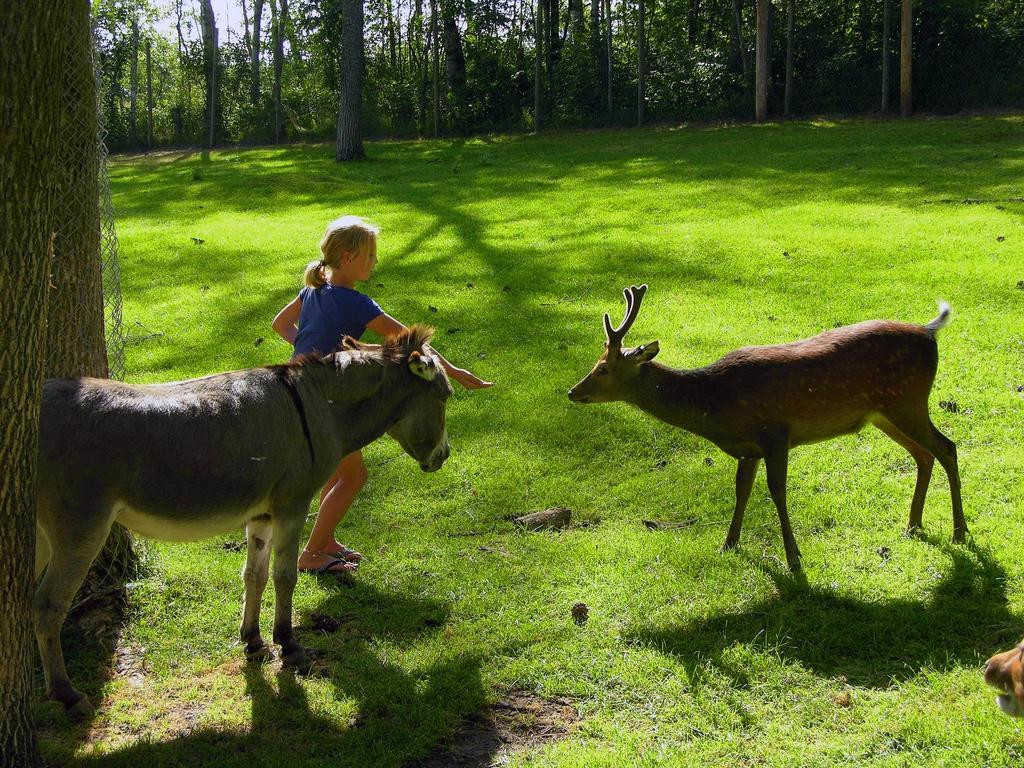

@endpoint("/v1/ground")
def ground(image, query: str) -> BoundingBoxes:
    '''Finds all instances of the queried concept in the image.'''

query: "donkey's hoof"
[245,642,275,663]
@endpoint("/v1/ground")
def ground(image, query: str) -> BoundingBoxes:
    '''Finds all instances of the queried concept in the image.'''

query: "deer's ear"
[409,350,437,381]
[630,340,660,363]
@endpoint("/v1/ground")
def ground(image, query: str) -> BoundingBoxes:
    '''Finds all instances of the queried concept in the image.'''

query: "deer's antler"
[603,284,648,350]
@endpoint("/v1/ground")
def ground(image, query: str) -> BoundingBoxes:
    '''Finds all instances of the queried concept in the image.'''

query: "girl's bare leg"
[298,451,368,572]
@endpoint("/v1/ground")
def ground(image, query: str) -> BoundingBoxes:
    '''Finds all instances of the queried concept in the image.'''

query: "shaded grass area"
[37,116,1024,766]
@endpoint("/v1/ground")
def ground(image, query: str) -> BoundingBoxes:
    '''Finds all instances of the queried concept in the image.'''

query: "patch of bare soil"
[413,689,578,767]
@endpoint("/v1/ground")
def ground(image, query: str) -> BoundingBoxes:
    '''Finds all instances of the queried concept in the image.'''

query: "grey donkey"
[35,326,451,715]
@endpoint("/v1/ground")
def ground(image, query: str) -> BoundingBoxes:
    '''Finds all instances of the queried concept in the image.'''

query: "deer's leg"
[271,511,312,671]
[873,417,935,535]
[884,411,966,543]
[34,507,114,716]
[240,516,274,661]
[763,443,801,572]
[723,457,760,551]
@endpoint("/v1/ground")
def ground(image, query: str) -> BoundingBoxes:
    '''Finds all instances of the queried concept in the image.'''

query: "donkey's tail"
[925,301,952,337]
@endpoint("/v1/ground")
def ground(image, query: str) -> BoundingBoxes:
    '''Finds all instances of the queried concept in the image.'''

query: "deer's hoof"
[281,647,316,675]
[721,540,739,553]
[904,524,925,539]
[952,528,968,544]
[245,642,275,663]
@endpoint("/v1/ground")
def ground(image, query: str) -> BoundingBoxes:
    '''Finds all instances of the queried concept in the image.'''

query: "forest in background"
[95,0,1024,150]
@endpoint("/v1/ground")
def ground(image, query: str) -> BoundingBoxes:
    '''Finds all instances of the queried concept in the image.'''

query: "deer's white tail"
[925,301,952,337]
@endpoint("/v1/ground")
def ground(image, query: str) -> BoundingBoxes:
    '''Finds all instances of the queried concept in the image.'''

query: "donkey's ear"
[628,340,660,363]
[408,350,438,381]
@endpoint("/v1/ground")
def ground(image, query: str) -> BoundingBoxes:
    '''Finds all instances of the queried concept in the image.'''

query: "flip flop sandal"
[299,557,357,575]
[328,545,363,563]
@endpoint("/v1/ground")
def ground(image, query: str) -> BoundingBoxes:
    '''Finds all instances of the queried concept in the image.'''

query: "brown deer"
[568,285,965,572]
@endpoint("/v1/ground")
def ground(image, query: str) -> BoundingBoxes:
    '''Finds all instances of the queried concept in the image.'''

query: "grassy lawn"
[38,115,1024,766]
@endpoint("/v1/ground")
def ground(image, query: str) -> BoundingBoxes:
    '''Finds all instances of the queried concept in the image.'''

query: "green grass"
[38,115,1024,766]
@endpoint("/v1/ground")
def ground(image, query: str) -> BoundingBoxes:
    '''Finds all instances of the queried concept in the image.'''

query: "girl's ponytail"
[304,259,327,288]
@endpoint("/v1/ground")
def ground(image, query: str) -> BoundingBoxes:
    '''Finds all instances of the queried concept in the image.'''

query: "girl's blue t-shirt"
[293,284,383,357]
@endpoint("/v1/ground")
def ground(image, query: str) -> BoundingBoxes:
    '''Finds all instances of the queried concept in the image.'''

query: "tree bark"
[534,0,543,129]
[731,0,750,84]
[900,0,911,116]
[270,0,284,142]
[784,0,794,116]
[605,0,612,114]
[200,0,218,147]
[1,2,72,765]
[336,0,365,160]
[882,0,891,111]
[146,39,153,149]
[755,0,768,121]
[442,3,468,133]
[250,0,265,107]
[129,19,139,147]
[637,0,646,125]
[431,0,440,136]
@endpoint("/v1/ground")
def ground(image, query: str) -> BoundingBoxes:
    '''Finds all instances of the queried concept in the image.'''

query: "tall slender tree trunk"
[605,0,612,115]
[1,3,73,765]
[270,0,284,142]
[784,0,794,116]
[882,0,891,111]
[250,0,265,107]
[336,0,365,159]
[146,39,153,149]
[129,19,139,147]
[430,0,440,136]
[755,0,768,121]
[732,0,750,85]
[442,4,468,133]
[534,0,543,129]
[200,0,218,147]
[900,0,911,116]
[637,0,646,124]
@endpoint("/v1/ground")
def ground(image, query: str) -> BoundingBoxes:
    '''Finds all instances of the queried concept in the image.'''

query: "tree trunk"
[199,0,218,147]
[430,0,440,136]
[270,0,284,142]
[442,3,468,133]
[882,0,891,111]
[336,0,365,160]
[1,3,72,765]
[732,0,750,84]
[605,0,612,115]
[687,0,699,45]
[146,39,153,149]
[784,0,793,116]
[129,19,139,147]
[755,0,768,121]
[900,0,911,116]
[637,0,646,124]
[534,0,543,129]
[250,0,265,107]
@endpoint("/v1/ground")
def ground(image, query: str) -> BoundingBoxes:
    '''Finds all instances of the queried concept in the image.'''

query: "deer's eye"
[594,368,607,377]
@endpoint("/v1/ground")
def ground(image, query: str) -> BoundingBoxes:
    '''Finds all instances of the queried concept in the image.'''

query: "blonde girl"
[272,216,492,574]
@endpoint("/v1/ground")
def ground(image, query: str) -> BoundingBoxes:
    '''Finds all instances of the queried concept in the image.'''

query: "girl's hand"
[450,368,493,390]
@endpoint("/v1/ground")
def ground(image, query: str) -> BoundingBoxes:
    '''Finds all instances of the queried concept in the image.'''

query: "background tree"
[1,2,74,765]
[336,0,365,159]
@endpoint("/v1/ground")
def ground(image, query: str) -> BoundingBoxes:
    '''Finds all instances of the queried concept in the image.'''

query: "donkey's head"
[341,326,452,472]
[568,284,660,404]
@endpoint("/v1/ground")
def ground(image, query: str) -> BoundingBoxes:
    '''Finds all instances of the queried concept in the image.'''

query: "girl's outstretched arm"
[367,313,493,389]
[272,297,302,344]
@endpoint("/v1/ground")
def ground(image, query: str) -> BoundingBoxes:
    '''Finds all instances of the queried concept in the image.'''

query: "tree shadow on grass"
[60,579,504,768]
[625,540,1023,689]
